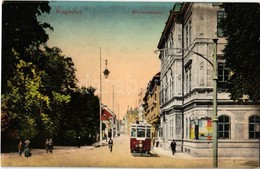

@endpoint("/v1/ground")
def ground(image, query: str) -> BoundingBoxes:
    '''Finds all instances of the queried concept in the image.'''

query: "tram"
[130,121,152,154]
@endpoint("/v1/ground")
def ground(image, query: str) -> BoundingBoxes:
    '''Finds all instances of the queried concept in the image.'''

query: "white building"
[157,2,260,158]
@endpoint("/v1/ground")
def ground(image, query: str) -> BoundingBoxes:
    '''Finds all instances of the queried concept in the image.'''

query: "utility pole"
[212,39,219,168]
[99,47,102,147]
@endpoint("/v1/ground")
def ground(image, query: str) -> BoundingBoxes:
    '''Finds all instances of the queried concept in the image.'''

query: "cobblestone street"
[1,134,259,168]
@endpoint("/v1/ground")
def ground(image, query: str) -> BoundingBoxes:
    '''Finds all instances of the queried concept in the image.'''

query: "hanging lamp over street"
[103,59,110,79]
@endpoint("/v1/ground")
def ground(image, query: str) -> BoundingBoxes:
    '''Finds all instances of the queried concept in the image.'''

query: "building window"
[185,64,192,94]
[249,115,260,139]
[190,120,196,139]
[159,91,161,105]
[185,20,192,48]
[159,127,163,138]
[186,118,189,139]
[171,76,175,96]
[217,11,226,37]
[218,115,230,139]
[218,62,229,89]
[170,119,173,139]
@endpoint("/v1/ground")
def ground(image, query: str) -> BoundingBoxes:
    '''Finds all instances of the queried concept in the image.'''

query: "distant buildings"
[123,108,139,135]
[156,2,260,158]
[143,72,161,146]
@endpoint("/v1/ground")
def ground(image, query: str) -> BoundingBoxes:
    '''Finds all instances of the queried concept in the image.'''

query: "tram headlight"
[139,141,143,148]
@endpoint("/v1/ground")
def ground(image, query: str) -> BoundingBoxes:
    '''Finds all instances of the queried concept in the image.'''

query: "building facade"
[143,72,161,146]
[101,106,116,139]
[157,2,260,158]
[123,108,139,135]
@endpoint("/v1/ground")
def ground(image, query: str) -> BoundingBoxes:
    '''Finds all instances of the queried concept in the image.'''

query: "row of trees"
[1,1,100,152]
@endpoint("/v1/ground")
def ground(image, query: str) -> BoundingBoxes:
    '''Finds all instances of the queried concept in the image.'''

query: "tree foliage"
[220,3,260,103]
[2,1,52,93]
[58,87,100,146]
[1,1,101,151]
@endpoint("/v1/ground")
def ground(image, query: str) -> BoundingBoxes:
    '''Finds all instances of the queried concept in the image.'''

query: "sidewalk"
[152,147,195,159]
[92,138,115,147]
[92,140,107,147]
[152,146,260,162]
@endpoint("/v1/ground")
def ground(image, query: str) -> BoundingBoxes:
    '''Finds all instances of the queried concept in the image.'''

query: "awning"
[101,108,114,121]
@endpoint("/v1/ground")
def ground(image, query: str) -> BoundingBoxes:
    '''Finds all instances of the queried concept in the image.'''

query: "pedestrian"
[170,139,176,155]
[45,139,49,153]
[77,136,81,148]
[17,140,23,156]
[105,133,107,142]
[24,140,31,158]
[48,138,53,153]
[108,137,113,152]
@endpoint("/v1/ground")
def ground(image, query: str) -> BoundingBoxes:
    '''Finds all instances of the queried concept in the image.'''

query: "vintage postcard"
[1,1,259,168]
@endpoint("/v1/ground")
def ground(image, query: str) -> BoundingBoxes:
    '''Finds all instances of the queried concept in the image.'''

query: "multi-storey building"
[123,108,139,135]
[157,2,260,158]
[143,72,160,146]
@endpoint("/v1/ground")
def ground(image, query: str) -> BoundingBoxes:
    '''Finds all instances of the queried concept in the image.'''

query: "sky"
[39,1,174,119]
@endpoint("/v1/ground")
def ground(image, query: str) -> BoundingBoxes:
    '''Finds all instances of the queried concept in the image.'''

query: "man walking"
[108,137,113,152]
[170,139,176,155]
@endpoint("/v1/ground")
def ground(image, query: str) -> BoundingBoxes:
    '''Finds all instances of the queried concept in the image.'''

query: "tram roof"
[130,121,152,127]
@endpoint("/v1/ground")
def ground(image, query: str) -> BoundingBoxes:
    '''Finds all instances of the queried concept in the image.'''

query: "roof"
[157,3,183,49]
[143,72,160,101]
[172,2,182,12]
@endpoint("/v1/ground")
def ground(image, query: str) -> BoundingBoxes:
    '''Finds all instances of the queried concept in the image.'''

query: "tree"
[41,47,77,95]
[220,3,260,103]
[1,1,53,151]
[2,1,52,93]
[1,59,52,151]
[59,87,100,145]
[39,47,77,140]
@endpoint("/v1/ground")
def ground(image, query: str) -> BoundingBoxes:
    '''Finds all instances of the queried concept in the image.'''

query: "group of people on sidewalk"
[17,138,54,157]
[45,138,54,153]
[17,140,31,158]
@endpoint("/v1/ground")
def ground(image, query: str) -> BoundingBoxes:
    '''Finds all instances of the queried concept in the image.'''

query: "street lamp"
[155,39,218,167]
[100,48,110,147]
[103,59,110,79]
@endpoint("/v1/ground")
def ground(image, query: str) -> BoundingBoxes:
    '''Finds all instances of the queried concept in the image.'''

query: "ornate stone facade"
[157,2,260,158]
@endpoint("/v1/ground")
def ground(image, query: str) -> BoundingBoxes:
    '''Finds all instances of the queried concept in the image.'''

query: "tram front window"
[137,128,145,137]
[131,128,136,137]
[147,128,151,138]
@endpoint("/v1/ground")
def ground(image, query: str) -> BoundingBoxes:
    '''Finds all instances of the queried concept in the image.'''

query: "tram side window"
[137,128,145,137]
[147,129,151,138]
[131,128,136,137]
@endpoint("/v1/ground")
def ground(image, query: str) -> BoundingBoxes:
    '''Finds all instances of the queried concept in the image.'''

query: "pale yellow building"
[143,72,160,146]
[123,108,139,135]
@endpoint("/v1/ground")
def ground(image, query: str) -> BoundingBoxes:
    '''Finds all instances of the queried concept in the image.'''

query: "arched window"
[249,115,260,139]
[218,115,230,139]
